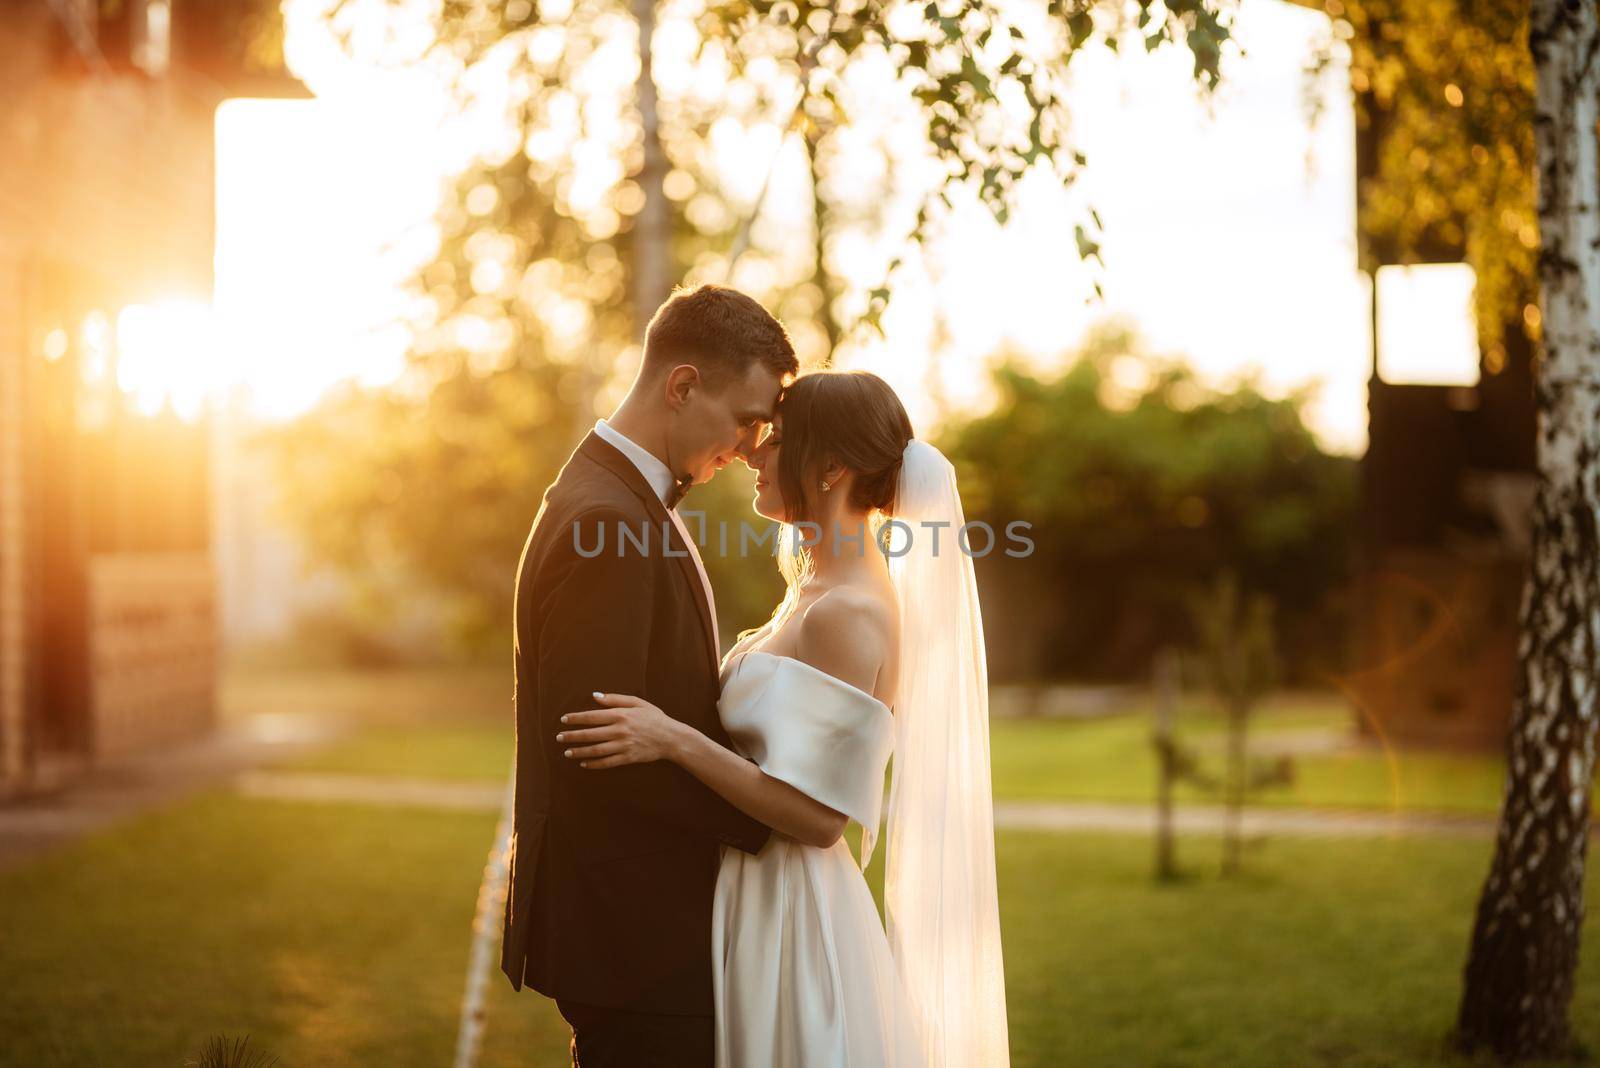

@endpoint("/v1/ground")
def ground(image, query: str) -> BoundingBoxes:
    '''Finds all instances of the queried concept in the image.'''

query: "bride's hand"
[557,693,688,769]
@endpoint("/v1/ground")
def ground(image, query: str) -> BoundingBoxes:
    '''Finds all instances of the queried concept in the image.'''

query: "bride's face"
[744,416,788,522]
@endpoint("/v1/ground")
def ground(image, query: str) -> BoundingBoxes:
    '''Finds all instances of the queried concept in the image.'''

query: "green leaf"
[961,54,992,95]
[1067,10,1093,48]
[1074,223,1101,260]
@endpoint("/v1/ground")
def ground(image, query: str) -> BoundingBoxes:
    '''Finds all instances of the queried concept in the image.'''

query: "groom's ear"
[663,363,702,410]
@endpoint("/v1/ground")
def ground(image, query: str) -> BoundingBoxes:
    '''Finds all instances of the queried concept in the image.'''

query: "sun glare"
[114,301,221,421]
[214,95,442,418]
[209,0,1369,451]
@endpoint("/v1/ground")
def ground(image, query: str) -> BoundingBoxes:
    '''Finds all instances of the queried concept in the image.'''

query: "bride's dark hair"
[732,370,915,647]
[775,370,915,526]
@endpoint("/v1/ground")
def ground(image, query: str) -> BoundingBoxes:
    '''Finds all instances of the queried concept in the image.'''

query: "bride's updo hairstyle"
[775,370,914,526]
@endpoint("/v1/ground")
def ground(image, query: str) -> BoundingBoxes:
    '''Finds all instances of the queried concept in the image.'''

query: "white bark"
[1459,0,1600,1057]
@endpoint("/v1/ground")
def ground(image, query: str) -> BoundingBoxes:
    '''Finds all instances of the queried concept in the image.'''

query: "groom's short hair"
[642,284,798,389]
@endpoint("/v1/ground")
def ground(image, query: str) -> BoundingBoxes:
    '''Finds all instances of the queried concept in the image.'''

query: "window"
[1375,263,1480,386]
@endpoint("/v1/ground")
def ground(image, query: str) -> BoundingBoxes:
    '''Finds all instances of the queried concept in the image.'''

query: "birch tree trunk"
[1457,0,1600,1057]
[631,0,671,336]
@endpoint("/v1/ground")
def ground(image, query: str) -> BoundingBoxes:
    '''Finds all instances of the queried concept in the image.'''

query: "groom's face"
[669,361,784,486]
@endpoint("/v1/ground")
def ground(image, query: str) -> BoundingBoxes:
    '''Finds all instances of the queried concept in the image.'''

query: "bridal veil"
[883,439,1011,1067]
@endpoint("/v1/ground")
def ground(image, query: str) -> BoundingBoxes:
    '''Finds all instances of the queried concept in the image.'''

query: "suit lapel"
[577,433,720,672]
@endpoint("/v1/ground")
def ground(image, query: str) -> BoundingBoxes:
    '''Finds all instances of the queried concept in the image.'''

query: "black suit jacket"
[500,431,770,1015]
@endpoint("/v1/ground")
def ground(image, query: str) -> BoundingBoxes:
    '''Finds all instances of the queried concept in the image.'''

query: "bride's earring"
[820,481,831,492]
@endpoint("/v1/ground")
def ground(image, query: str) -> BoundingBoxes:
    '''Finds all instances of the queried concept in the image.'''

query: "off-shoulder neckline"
[729,650,893,713]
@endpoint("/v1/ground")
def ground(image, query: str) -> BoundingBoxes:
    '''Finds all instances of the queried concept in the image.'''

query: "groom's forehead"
[731,366,785,417]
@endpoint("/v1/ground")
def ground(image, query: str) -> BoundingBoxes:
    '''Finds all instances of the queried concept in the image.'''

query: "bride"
[554,370,1010,1067]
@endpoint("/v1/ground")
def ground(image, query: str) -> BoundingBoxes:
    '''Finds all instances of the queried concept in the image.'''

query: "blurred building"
[1351,76,1537,749]
[211,388,346,650]
[0,0,303,796]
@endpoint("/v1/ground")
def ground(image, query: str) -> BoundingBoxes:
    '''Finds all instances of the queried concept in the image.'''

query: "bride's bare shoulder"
[794,586,895,698]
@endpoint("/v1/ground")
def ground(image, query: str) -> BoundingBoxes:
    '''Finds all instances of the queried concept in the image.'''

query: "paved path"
[0,716,343,871]
[234,769,509,812]
[1,757,1505,874]
[992,799,1496,839]
[231,770,1502,840]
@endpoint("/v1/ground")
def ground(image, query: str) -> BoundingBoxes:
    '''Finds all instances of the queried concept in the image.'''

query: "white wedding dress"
[710,646,923,1067]
[707,440,1010,1068]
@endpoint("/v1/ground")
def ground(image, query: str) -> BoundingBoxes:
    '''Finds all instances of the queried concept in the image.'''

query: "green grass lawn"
[988,708,1511,814]
[3,791,1597,1067]
[0,793,569,1068]
[281,722,514,783]
[257,667,1515,815]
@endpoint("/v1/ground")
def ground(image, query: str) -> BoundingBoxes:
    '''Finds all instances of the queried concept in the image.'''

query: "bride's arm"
[657,717,849,848]
[559,696,849,848]
[558,597,887,849]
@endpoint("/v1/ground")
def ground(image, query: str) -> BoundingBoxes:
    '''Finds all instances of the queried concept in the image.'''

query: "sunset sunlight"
[210,0,1372,449]
[7,2,1573,1067]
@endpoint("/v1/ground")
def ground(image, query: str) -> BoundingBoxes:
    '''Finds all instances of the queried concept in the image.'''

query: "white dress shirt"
[593,419,720,652]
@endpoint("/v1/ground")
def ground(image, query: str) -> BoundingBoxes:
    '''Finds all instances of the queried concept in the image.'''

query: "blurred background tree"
[271,0,1235,655]
[942,324,1358,683]
[1311,0,1536,366]
[1185,572,1285,876]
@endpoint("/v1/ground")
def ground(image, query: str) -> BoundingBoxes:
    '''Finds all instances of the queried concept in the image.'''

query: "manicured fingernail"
[560,715,569,723]
[564,749,573,758]
[579,762,588,768]
[591,692,602,700]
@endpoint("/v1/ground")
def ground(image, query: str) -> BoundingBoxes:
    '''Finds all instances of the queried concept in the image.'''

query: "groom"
[501,284,797,1066]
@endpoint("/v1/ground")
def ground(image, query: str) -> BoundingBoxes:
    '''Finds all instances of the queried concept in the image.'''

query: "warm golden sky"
[200,0,1483,454]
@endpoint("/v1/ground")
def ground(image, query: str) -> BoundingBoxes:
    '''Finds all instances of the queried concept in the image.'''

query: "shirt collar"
[594,419,675,505]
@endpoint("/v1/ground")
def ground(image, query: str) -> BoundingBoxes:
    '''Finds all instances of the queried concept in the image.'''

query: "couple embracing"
[500,285,1009,1067]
